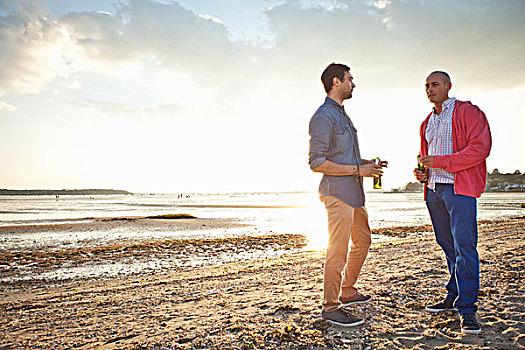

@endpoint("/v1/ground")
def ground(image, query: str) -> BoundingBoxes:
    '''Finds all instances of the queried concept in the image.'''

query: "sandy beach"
[0,216,523,349]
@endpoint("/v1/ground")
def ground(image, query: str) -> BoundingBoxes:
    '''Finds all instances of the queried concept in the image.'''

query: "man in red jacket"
[414,71,491,335]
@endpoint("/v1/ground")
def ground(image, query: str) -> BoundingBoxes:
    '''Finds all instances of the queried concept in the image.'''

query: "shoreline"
[0,216,522,285]
[1,217,523,349]
[0,213,438,286]
[0,216,297,285]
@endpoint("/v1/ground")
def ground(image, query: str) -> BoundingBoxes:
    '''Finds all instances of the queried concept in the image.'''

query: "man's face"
[425,73,451,105]
[339,71,355,100]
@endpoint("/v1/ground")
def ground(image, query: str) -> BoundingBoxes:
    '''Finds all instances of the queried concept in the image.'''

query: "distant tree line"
[486,169,525,192]
[395,169,524,193]
[0,189,133,196]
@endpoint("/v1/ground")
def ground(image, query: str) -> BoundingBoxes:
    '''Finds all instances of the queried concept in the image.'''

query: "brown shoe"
[340,293,372,307]
[322,308,364,327]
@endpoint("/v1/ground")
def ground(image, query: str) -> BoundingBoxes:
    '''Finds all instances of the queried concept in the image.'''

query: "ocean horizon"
[1,190,523,229]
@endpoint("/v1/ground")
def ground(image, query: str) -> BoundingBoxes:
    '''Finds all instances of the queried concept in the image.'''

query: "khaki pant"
[321,196,372,312]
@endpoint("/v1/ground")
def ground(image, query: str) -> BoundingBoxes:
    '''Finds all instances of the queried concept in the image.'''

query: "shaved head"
[428,71,451,83]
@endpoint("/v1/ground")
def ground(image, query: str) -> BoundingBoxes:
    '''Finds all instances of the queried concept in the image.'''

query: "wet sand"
[0,217,523,349]
[0,216,309,283]
[0,215,430,284]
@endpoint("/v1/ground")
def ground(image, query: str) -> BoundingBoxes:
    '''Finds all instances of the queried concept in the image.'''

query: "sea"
[1,191,523,247]
[1,191,523,282]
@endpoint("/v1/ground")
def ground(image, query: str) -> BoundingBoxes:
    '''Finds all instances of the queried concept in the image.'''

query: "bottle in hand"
[417,155,427,183]
[373,157,382,189]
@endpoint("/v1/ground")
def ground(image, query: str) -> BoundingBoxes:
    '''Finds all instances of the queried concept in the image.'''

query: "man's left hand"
[419,156,435,168]
[363,159,388,168]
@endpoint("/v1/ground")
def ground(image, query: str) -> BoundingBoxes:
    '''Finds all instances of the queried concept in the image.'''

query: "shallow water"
[1,191,523,246]
[1,191,523,283]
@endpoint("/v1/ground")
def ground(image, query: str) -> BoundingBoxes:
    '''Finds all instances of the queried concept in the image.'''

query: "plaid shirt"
[425,97,456,189]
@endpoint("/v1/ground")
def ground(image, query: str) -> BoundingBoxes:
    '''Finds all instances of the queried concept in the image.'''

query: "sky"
[0,0,524,194]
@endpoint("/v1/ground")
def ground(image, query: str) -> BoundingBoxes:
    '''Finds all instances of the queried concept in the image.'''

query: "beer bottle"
[417,154,428,183]
[373,157,382,189]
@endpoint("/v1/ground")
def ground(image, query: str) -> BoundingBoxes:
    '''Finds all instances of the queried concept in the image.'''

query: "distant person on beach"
[414,71,491,334]
[308,63,387,327]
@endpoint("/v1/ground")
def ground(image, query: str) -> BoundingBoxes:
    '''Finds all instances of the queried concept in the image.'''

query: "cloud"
[80,98,187,116]
[0,1,76,95]
[261,0,525,89]
[198,14,224,25]
[60,0,256,80]
[0,0,523,103]
[258,1,387,75]
[0,0,251,97]
[0,0,50,22]
[0,100,17,111]
[381,0,525,87]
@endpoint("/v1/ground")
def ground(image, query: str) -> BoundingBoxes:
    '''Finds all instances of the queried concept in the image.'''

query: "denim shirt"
[308,97,365,208]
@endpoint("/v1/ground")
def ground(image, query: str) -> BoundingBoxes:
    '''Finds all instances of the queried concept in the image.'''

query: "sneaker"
[425,299,458,313]
[461,314,481,334]
[340,293,372,307]
[321,308,365,327]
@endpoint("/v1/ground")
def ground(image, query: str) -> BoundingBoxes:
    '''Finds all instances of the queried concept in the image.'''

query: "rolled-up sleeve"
[309,113,332,170]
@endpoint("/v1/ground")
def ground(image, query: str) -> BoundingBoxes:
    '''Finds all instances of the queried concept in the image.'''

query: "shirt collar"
[432,97,456,115]
[325,96,344,111]
[443,97,456,109]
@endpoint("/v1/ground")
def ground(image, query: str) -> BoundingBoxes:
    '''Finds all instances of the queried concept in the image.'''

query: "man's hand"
[419,156,435,168]
[359,163,383,178]
[363,159,388,168]
[413,169,427,182]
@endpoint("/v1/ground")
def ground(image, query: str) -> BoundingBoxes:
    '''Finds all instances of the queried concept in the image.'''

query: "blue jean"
[425,184,479,315]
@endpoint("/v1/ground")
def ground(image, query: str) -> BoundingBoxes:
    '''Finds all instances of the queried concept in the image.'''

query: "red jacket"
[419,100,492,198]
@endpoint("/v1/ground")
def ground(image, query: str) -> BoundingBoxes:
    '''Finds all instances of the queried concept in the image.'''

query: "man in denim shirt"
[309,63,386,327]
